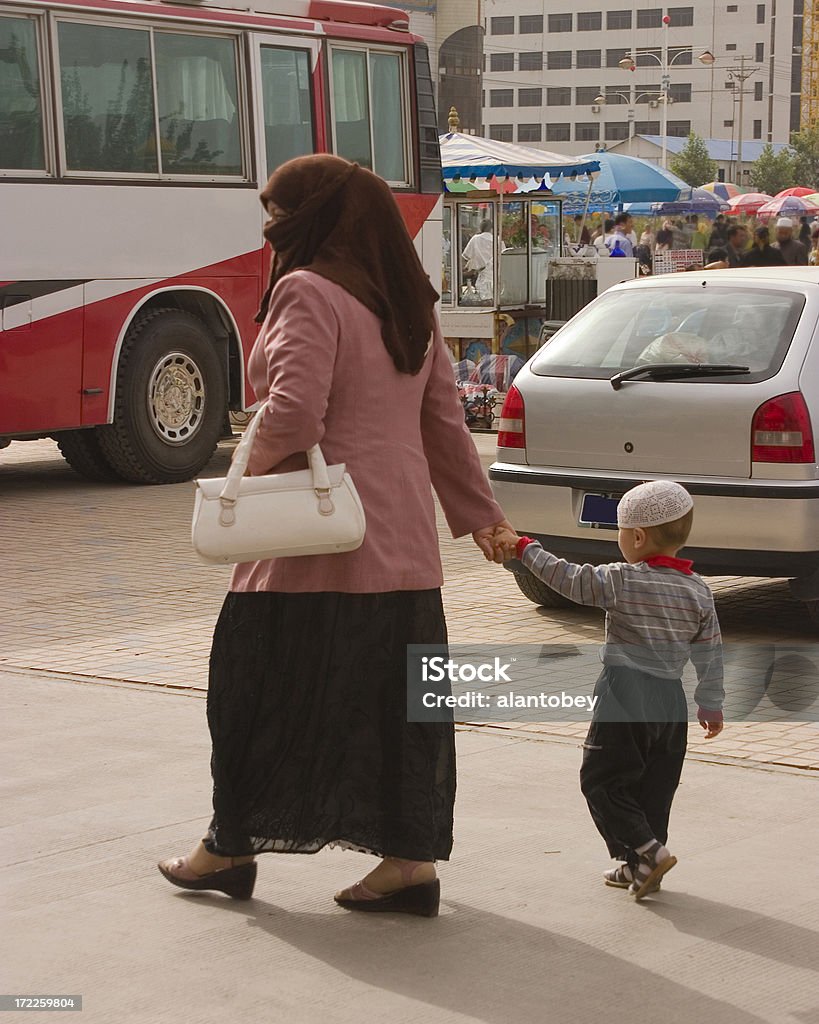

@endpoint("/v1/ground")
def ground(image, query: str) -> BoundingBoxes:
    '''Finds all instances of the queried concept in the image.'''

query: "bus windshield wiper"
[610,363,751,391]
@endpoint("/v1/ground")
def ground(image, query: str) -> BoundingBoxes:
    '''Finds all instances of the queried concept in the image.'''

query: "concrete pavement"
[2,666,819,1024]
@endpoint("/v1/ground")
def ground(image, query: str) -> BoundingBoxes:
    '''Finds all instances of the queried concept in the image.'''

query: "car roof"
[611,267,819,294]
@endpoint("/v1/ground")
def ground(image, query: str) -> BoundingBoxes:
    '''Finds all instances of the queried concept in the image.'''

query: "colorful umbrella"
[726,192,773,215]
[757,195,819,218]
[803,193,819,206]
[774,187,816,199]
[700,181,741,200]
[550,151,690,205]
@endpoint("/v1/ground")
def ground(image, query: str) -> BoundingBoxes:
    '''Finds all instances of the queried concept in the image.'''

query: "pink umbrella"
[727,192,773,215]
[757,194,819,219]
[774,186,816,199]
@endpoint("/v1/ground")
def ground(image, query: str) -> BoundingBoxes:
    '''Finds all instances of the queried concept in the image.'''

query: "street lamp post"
[593,91,661,156]
[619,35,715,169]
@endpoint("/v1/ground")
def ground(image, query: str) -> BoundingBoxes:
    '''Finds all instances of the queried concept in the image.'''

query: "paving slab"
[2,668,819,1024]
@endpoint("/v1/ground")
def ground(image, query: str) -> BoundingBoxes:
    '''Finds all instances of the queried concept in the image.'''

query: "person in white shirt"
[607,213,634,257]
[462,219,495,300]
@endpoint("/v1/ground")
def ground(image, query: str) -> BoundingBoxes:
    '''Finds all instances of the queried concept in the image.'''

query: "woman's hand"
[473,519,517,563]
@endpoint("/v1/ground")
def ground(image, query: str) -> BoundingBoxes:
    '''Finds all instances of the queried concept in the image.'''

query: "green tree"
[668,132,718,187]
[789,123,819,190]
[749,143,797,196]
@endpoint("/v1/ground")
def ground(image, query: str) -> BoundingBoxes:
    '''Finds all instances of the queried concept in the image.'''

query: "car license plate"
[579,493,620,530]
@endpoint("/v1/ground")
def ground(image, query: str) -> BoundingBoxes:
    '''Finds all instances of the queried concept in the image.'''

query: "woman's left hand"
[473,519,516,563]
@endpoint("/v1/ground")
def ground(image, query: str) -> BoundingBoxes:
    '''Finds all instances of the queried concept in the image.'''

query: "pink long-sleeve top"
[229,270,504,594]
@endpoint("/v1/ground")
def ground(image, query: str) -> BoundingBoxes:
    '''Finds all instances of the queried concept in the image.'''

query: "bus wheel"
[55,429,122,482]
[98,308,227,484]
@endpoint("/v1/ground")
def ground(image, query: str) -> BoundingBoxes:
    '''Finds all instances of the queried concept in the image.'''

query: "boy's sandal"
[630,841,677,900]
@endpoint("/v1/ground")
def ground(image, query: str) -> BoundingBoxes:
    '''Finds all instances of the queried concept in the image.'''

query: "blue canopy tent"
[439,133,600,186]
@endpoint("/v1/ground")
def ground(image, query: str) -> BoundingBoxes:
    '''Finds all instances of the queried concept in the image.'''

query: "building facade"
[481,1,802,166]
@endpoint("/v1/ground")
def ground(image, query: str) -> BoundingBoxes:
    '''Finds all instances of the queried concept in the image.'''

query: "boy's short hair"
[645,508,694,550]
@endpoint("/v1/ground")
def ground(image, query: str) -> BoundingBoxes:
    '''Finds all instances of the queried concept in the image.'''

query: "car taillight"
[497,385,526,449]
[751,392,815,464]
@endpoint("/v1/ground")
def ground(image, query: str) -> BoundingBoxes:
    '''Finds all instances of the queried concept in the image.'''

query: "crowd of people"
[569,211,819,271]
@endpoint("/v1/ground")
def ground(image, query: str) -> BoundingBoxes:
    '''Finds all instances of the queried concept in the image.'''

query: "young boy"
[497,480,724,899]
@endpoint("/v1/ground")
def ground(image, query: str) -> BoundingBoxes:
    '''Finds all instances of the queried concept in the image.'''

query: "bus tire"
[97,308,227,485]
[55,429,123,482]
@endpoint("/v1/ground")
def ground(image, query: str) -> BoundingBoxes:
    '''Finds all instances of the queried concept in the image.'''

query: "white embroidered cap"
[617,480,694,529]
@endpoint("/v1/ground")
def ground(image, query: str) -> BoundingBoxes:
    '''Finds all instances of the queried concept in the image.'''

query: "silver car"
[489,268,819,622]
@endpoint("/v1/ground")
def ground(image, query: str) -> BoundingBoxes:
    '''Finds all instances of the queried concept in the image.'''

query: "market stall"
[439,131,600,367]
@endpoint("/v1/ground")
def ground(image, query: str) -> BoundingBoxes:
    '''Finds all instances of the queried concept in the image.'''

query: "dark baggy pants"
[580,665,689,867]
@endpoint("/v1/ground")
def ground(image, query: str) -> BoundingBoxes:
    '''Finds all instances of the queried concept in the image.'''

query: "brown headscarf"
[255,154,439,375]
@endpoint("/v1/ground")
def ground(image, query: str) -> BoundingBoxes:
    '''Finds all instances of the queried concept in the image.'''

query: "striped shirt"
[519,542,724,712]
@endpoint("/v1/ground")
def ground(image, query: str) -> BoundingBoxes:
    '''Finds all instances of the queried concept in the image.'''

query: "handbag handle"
[217,405,335,525]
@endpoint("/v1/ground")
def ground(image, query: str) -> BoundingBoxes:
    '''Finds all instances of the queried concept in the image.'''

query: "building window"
[667,120,691,136]
[604,86,629,104]
[668,7,694,26]
[635,85,661,102]
[755,42,764,61]
[547,51,572,70]
[577,49,602,68]
[757,3,766,23]
[605,122,629,140]
[575,121,600,141]
[723,119,734,127]
[755,80,764,100]
[576,85,601,105]
[724,80,735,89]
[545,122,571,141]
[578,11,602,31]
[520,14,544,33]
[668,47,693,65]
[489,124,513,141]
[518,123,542,142]
[519,51,544,71]
[607,10,632,30]
[726,43,737,50]
[518,87,543,106]
[547,86,572,105]
[727,4,738,10]
[668,83,692,102]
[637,9,662,28]
[636,48,661,68]
[490,16,514,34]
[606,48,629,67]
[490,52,514,72]
[548,13,572,32]
[634,120,661,134]
[753,119,762,138]
[489,89,514,107]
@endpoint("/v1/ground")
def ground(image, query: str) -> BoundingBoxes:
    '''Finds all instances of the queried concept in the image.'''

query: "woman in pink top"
[158,156,510,916]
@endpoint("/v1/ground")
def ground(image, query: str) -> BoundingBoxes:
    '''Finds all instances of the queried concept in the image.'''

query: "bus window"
[58,22,157,173]
[369,52,406,183]
[154,33,242,176]
[331,47,408,185]
[260,46,314,177]
[0,15,45,172]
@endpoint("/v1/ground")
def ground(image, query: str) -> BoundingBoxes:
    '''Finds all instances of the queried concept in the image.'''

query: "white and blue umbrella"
[439,133,600,182]
[550,151,691,207]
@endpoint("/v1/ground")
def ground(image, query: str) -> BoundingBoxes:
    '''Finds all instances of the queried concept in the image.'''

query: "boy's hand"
[697,707,724,739]
[492,527,521,562]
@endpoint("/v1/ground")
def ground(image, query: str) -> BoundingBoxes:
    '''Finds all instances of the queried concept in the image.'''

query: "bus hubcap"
[148,352,205,444]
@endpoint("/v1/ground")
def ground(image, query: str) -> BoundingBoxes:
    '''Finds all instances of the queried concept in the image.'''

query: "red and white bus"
[0,0,442,481]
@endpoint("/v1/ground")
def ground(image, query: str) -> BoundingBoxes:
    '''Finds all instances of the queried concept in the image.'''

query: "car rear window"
[531,285,806,382]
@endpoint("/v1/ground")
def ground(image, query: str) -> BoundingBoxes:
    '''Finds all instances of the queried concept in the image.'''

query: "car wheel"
[513,571,577,608]
[97,309,227,484]
[55,428,123,482]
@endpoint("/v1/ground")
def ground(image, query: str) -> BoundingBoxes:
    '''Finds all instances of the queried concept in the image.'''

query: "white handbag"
[191,405,366,565]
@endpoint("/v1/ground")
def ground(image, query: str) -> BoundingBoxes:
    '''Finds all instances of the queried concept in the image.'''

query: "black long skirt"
[202,589,455,862]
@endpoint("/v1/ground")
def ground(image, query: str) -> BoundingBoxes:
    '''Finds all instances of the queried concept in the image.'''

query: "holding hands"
[472,520,523,563]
